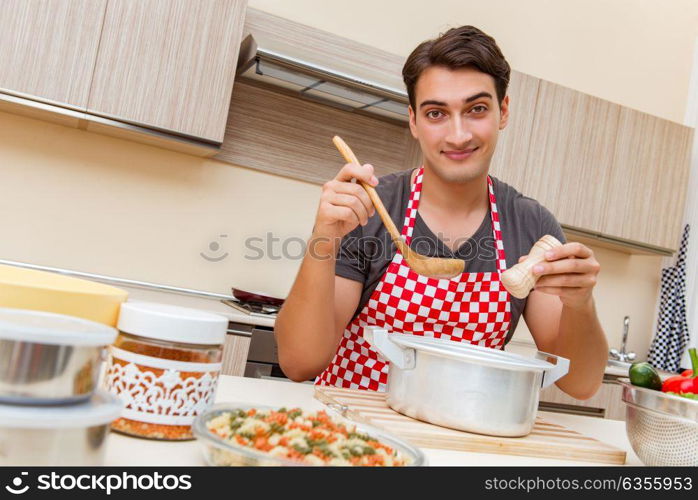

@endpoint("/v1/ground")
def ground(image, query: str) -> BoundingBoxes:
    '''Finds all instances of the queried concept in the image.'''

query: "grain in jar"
[104,301,227,440]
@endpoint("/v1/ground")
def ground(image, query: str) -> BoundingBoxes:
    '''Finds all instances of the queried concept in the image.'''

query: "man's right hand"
[311,162,378,250]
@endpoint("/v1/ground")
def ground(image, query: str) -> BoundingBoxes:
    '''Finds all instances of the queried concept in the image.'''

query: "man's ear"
[408,105,418,139]
[499,95,510,130]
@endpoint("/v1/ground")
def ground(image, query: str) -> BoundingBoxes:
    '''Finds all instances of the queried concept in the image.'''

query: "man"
[275,25,608,399]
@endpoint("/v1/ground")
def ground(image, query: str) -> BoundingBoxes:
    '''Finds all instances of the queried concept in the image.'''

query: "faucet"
[610,316,636,362]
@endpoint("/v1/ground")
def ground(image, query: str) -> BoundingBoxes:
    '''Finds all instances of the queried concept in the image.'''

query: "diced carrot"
[366,455,385,466]
[254,437,273,451]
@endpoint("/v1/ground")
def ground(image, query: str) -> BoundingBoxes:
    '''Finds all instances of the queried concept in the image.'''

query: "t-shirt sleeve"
[334,225,368,284]
[539,205,567,244]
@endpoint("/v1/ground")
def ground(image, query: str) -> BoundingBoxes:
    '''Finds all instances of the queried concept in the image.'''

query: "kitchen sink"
[607,359,632,371]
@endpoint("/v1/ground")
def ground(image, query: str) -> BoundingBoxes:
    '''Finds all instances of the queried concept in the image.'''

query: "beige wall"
[2,0,694,359]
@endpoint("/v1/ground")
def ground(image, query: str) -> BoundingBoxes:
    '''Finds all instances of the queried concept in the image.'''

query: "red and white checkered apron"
[316,166,512,391]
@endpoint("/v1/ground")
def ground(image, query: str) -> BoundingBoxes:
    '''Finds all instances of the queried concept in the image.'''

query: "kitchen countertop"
[117,286,632,376]
[105,375,642,466]
[117,285,276,327]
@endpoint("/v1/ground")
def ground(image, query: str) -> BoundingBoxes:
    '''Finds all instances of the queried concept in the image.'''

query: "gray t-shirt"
[335,168,566,345]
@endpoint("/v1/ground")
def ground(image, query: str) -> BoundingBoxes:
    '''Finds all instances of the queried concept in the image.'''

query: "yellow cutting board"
[0,264,128,326]
[315,387,626,465]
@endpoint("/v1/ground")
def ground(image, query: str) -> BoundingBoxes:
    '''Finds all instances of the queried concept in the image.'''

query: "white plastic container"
[0,308,118,404]
[104,301,228,440]
[0,389,122,465]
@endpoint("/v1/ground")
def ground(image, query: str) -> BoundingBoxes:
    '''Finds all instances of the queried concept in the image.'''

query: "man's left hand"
[526,242,600,310]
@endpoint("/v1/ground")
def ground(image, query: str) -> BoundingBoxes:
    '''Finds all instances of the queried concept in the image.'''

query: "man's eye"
[426,110,443,119]
[471,105,488,113]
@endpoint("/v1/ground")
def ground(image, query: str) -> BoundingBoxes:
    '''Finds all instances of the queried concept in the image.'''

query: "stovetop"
[221,299,279,317]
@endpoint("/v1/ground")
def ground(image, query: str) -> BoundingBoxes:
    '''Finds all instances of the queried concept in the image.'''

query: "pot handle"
[535,351,570,388]
[364,327,416,370]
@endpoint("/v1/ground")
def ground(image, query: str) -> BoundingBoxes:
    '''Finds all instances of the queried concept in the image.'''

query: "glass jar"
[104,301,227,440]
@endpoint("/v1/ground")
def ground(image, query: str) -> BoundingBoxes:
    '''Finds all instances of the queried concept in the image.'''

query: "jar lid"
[0,307,117,346]
[117,301,228,345]
[0,390,122,428]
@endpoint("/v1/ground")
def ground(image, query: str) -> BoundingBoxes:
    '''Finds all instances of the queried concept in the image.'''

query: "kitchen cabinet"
[518,81,621,235]
[489,71,541,190]
[216,79,419,183]
[0,0,247,154]
[88,0,247,143]
[221,334,251,377]
[492,76,692,253]
[0,0,106,110]
[601,107,693,250]
[539,379,626,421]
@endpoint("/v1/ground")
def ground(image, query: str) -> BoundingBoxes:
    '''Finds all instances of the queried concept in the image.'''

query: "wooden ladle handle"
[332,136,403,245]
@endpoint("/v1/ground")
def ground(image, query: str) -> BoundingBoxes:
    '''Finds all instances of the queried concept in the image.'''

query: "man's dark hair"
[402,26,511,111]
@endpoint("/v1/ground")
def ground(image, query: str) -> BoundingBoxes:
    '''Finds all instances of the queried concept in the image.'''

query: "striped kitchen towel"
[648,224,691,372]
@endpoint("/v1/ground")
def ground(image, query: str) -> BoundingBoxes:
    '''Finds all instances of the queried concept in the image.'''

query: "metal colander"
[619,379,698,466]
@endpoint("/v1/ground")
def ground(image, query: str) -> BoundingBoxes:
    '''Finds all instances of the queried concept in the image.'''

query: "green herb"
[292,444,312,455]
[307,438,327,447]
[269,422,285,434]
[348,432,371,441]
[349,446,366,457]
[288,409,303,420]
[362,446,376,455]
[314,446,336,458]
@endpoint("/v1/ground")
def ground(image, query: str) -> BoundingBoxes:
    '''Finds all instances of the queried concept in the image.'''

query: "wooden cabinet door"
[489,70,540,191]
[88,0,247,143]
[0,0,106,109]
[522,81,621,234]
[601,108,693,250]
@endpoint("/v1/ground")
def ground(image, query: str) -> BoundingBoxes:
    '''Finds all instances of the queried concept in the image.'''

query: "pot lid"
[0,390,122,428]
[390,334,555,371]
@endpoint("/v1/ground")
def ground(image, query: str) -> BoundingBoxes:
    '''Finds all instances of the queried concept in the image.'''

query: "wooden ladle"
[332,136,465,279]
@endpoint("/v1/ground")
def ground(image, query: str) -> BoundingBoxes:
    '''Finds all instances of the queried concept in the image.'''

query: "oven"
[227,321,293,381]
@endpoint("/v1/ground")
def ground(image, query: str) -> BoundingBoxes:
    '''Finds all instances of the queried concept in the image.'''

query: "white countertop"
[118,285,276,327]
[104,375,642,467]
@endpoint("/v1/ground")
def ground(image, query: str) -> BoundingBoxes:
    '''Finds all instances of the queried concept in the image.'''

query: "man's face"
[408,65,509,184]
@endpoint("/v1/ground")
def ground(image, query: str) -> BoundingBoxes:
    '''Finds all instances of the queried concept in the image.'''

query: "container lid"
[0,308,118,346]
[117,301,228,345]
[391,334,554,371]
[0,390,123,428]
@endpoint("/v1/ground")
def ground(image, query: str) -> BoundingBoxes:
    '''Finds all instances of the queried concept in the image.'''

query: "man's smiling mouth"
[442,147,478,160]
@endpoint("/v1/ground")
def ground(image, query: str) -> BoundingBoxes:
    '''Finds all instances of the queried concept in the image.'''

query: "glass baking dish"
[192,402,426,466]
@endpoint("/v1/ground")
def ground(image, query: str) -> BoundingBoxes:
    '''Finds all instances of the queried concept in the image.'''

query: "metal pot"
[0,389,122,465]
[365,327,570,437]
[0,308,117,404]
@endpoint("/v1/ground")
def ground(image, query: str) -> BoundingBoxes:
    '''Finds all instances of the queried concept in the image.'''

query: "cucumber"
[629,362,662,390]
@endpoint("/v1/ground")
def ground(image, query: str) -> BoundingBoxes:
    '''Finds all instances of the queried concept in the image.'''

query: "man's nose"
[445,117,473,147]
